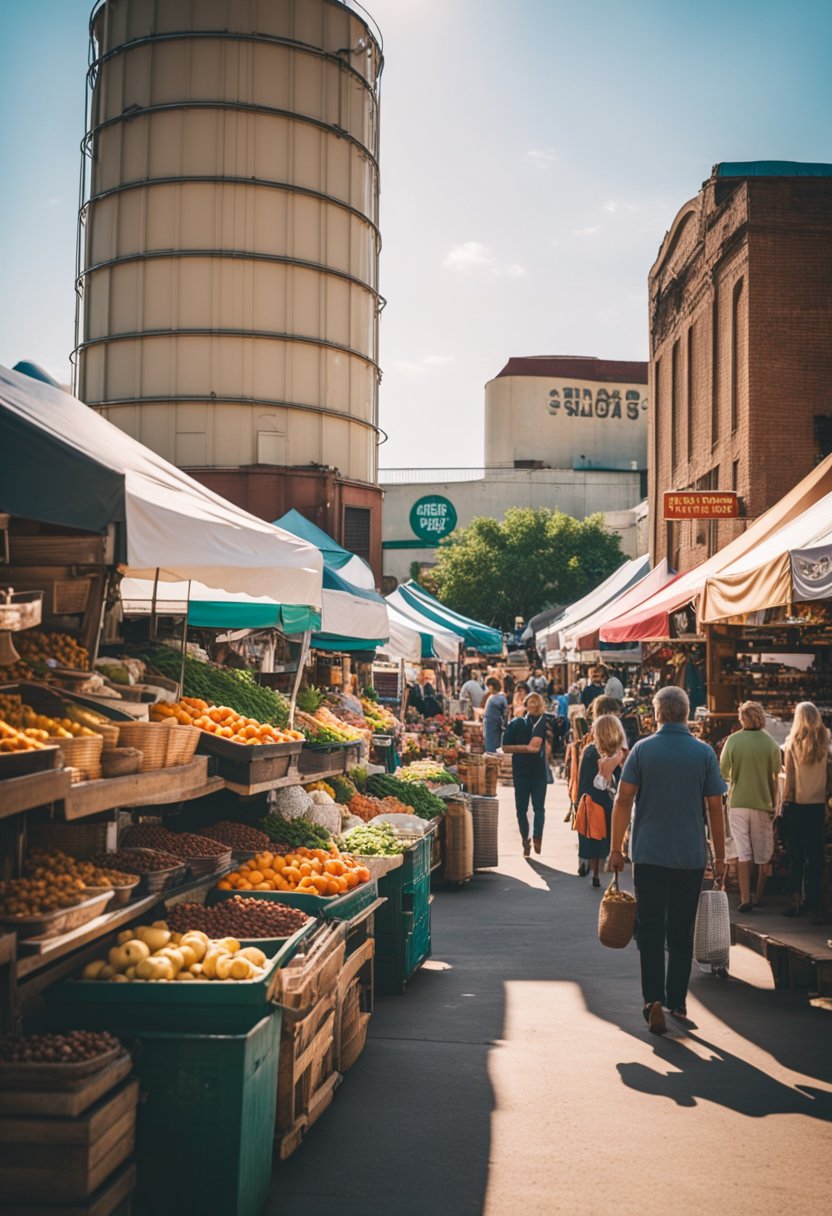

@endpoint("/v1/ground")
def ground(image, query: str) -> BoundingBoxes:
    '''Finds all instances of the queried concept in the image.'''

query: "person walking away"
[502,692,549,856]
[459,670,486,715]
[780,701,831,924]
[576,713,628,885]
[482,678,509,754]
[581,666,607,712]
[609,686,727,1035]
[719,700,782,913]
[604,669,625,703]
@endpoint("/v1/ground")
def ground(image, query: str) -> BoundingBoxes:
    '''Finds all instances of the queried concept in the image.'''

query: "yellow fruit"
[238,947,267,968]
[229,957,254,980]
[82,959,108,980]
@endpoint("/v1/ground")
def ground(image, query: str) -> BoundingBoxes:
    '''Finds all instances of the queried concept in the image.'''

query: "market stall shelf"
[0,765,71,818]
[60,755,222,819]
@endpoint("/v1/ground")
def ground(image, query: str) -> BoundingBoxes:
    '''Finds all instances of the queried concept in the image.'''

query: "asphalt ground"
[270,780,832,1216]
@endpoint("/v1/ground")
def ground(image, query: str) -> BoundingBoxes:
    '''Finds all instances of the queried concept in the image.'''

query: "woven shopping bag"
[598,873,637,949]
[693,882,731,968]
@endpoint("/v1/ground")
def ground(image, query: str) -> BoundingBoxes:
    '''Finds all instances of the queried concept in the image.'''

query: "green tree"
[431,507,624,630]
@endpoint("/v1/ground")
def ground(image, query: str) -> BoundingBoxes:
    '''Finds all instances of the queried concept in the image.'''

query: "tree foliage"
[430,508,624,630]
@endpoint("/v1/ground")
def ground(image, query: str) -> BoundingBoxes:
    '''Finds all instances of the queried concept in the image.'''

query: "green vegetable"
[329,774,358,805]
[296,685,324,714]
[260,812,332,849]
[362,686,379,703]
[365,774,446,819]
[138,646,289,726]
[348,766,368,792]
[341,822,406,856]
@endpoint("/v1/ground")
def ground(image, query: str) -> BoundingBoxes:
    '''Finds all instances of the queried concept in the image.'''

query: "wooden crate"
[0,1162,136,1216]
[334,937,374,1073]
[0,1078,138,1203]
[0,1051,132,1118]
[274,922,346,1012]
[275,992,339,1160]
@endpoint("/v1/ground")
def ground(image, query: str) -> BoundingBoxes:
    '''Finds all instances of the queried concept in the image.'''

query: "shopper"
[719,701,782,912]
[459,670,487,712]
[512,681,530,718]
[604,669,625,703]
[502,692,549,856]
[482,677,509,753]
[780,702,831,924]
[610,686,727,1035]
[529,666,548,696]
[576,713,628,886]
[581,666,607,711]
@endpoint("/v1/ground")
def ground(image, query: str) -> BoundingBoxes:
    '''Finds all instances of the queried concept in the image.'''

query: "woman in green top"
[719,701,782,913]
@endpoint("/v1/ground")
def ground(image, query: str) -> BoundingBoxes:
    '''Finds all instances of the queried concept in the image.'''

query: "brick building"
[648,161,832,569]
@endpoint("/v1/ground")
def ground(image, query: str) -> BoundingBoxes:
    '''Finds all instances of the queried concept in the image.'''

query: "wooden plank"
[0,1161,136,1216]
[0,1079,138,1145]
[0,1052,132,1118]
[0,768,71,818]
[62,757,217,818]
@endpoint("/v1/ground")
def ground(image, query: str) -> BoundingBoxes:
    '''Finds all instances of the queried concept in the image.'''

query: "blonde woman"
[719,701,782,912]
[781,702,830,923]
[576,713,627,886]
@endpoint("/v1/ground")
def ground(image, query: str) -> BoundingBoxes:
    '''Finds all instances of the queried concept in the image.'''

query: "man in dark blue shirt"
[610,686,727,1036]
[502,692,549,857]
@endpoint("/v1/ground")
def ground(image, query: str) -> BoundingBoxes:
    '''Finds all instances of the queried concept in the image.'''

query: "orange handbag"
[573,793,608,840]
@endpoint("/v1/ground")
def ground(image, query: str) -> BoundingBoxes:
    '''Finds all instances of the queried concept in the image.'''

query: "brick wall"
[648,172,832,570]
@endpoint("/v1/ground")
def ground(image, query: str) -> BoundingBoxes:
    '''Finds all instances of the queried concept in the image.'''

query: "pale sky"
[2,0,831,469]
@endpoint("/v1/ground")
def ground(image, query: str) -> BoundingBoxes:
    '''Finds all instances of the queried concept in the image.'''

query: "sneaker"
[577,862,588,877]
[533,837,542,854]
[642,1001,666,1036]
[522,838,531,857]
[592,876,601,888]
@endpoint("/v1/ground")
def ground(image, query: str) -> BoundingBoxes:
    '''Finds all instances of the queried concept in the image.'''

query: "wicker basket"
[54,735,103,780]
[116,721,199,771]
[90,721,120,748]
[597,874,637,949]
[470,795,499,869]
[459,755,500,796]
[163,722,200,767]
[101,747,143,778]
[27,820,115,858]
[442,798,474,883]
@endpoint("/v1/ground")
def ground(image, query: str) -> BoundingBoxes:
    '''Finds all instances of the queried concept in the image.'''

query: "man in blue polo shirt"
[609,686,727,1035]
[501,692,549,857]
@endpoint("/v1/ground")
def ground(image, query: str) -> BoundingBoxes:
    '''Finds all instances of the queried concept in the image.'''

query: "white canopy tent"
[382,594,461,663]
[537,554,651,661]
[0,365,323,608]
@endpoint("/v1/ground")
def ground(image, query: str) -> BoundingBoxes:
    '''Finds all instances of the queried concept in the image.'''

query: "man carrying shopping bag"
[609,687,727,1036]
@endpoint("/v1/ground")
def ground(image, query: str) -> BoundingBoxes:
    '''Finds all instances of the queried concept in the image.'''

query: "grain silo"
[75,0,384,573]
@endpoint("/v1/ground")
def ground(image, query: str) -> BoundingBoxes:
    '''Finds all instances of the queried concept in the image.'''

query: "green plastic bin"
[208,879,378,922]
[132,1013,280,1216]
[50,928,309,1035]
[374,844,432,994]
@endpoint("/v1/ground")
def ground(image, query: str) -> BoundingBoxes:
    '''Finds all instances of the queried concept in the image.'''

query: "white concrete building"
[381,356,649,586]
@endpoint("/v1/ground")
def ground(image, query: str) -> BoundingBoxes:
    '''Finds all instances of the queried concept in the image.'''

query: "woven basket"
[442,798,474,883]
[693,887,731,967]
[27,820,114,858]
[470,795,499,870]
[101,747,142,778]
[117,721,199,770]
[598,874,637,949]
[90,721,120,748]
[54,735,103,780]
[163,722,200,767]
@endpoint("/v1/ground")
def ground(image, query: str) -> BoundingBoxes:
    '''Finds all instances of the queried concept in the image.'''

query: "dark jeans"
[514,775,547,842]
[780,803,826,910]
[633,863,704,1009]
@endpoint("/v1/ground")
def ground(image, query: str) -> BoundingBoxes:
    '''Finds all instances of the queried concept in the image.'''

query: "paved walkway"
[270,781,832,1215]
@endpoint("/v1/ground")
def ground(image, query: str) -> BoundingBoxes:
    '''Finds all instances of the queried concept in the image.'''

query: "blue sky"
[2,0,831,466]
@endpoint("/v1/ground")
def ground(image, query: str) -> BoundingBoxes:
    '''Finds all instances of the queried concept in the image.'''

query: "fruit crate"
[50,934,304,1035]
[208,878,379,923]
[275,991,338,1160]
[131,1014,280,1216]
[196,733,302,786]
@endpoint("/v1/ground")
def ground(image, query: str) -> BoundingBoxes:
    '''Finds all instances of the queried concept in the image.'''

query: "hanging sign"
[409,495,458,542]
[663,491,739,520]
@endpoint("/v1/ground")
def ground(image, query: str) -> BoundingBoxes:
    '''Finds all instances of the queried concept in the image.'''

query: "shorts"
[728,806,774,864]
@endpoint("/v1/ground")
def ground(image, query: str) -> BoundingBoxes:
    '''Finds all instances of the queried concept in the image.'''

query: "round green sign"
[410,494,458,542]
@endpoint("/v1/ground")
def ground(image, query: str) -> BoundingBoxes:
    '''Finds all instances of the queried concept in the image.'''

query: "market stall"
[537,553,651,664]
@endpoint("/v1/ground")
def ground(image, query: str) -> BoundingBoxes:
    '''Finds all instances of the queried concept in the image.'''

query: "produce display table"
[61,756,222,819]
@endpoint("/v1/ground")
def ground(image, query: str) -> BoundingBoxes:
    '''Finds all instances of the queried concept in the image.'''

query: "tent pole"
[399,657,406,720]
[149,568,160,642]
[289,630,312,727]
[177,582,191,699]
[90,573,110,671]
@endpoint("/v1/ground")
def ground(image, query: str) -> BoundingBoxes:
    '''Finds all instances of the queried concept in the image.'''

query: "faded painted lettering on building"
[547,387,645,420]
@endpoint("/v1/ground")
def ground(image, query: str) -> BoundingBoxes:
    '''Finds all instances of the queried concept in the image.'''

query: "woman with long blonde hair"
[781,702,830,923]
[575,713,627,886]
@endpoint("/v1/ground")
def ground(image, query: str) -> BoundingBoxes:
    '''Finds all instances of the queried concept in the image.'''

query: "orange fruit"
[326,879,341,896]
[248,870,264,885]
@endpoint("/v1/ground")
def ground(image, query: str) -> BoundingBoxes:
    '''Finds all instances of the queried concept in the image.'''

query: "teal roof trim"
[716,160,832,179]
